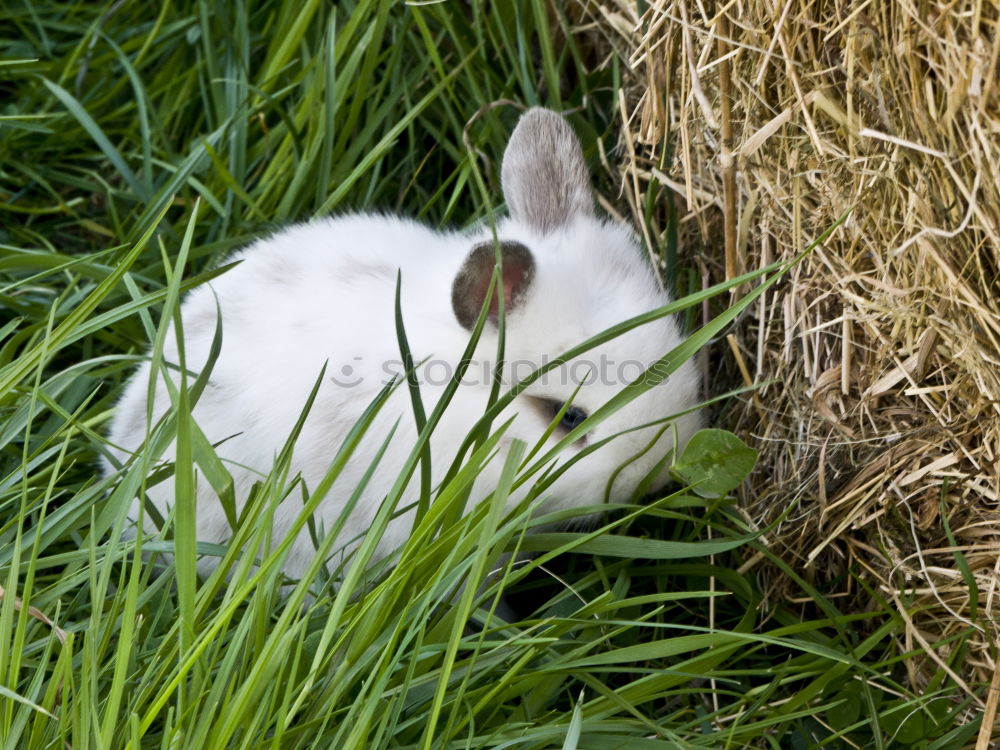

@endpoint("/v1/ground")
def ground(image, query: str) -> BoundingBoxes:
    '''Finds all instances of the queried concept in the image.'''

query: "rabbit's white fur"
[106,108,701,578]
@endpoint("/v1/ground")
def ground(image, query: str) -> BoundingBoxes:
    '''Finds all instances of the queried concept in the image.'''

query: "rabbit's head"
[449,108,701,513]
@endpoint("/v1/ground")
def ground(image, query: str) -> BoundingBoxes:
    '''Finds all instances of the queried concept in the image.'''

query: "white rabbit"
[105,108,701,579]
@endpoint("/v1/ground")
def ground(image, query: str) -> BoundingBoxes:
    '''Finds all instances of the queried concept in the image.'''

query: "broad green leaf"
[671,428,757,498]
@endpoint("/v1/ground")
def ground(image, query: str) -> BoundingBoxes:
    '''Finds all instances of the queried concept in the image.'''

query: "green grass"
[0,1,984,748]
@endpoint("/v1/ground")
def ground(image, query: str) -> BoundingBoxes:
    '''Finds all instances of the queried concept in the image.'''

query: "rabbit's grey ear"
[452,240,535,330]
[501,108,594,234]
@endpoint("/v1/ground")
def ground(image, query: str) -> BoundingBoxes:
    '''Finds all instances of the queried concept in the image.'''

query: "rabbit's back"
[105,215,473,571]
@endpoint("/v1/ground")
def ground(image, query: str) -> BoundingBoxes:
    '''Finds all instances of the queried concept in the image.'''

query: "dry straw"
[582,0,1000,699]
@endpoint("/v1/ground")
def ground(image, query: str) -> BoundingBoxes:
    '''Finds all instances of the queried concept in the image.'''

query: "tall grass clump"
[0,1,985,748]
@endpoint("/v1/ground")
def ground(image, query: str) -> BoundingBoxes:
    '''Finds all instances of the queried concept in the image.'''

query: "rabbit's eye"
[544,400,588,432]
[529,397,590,437]
[559,404,588,431]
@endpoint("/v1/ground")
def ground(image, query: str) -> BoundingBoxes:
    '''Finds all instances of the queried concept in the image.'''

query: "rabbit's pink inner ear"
[451,241,535,330]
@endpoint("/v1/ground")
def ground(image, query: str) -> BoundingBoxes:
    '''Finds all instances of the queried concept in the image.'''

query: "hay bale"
[593,0,1000,689]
